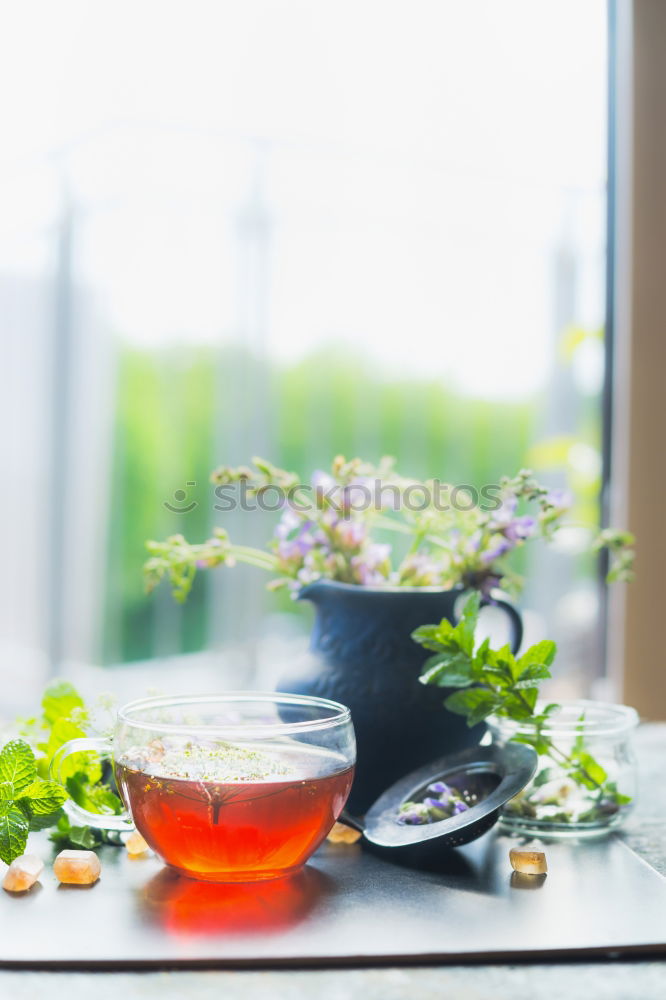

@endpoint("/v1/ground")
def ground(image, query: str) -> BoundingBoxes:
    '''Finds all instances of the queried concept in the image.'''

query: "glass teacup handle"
[50,736,134,832]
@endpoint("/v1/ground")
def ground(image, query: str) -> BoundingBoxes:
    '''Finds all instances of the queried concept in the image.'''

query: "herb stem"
[510,692,604,792]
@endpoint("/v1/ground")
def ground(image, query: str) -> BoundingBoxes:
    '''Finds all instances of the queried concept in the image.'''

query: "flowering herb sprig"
[407,593,631,826]
[144,456,635,602]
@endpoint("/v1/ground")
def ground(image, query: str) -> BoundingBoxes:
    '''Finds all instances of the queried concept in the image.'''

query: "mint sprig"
[0,739,67,863]
[414,592,557,728]
[413,593,631,820]
[12,681,125,854]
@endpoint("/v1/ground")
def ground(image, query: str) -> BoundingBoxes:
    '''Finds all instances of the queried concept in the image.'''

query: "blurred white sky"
[0,0,607,397]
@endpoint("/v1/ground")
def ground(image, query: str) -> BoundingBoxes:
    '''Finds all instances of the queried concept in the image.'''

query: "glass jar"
[488,700,638,838]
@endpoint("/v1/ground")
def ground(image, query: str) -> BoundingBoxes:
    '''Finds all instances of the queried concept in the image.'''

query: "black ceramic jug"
[278,580,523,814]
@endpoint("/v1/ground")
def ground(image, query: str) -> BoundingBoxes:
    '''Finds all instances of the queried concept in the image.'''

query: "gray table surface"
[2,724,665,1000]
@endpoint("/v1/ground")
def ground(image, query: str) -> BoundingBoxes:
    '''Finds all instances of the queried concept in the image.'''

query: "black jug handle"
[480,595,523,655]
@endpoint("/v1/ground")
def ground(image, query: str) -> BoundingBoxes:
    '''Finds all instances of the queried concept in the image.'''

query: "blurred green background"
[104,340,601,664]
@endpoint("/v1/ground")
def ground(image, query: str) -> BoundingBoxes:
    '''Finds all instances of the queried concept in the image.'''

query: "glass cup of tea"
[50,692,356,882]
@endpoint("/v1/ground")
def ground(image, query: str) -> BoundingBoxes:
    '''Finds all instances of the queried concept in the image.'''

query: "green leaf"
[444,688,500,727]
[502,687,538,719]
[515,662,552,688]
[0,801,29,864]
[66,772,123,815]
[512,732,551,756]
[456,592,481,655]
[45,718,101,785]
[0,740,36,797]
[517,640,557,671]
[42,681,86,726]
[475,643,516,686]
[48,815,99,850]
[28,807,66,832]
[412,621,455,652]
[570,749,607,789]
[413,593,480,659]
[419,651,475,688]
[19,779,68,816]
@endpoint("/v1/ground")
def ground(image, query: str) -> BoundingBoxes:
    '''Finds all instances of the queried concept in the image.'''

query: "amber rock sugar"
[125,831,150,856]
[53,849,102,885]
[3,854,44,893]
[509,846,548,875]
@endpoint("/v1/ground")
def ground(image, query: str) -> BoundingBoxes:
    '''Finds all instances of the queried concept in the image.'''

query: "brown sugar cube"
[3,854,44,893]
[326,821,362,845]
[53,849,101,885]
[509,847,548,875]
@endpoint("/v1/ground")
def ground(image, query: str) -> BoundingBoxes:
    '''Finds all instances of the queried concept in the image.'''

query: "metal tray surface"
[1,832,665,968]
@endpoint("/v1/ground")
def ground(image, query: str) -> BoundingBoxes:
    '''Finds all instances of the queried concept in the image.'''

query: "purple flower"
[504,515,536,542]
[452,800,469,814]
[311,470,337,493]
[332,518,367,550]
[397,803,432,825]
[489,497,518,530]
[428,781,453,797]
[545,488,572,511]
[466,531,482,554]
[481,538,513,564]
[351,543,391,586]
[424,797,449,812]
[274,510,318,562]
[399,553,442,586]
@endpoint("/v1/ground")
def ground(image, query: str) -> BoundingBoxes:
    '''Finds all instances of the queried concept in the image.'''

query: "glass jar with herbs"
[413,593,638,838]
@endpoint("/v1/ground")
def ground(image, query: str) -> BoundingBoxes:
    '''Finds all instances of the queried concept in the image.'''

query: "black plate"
[343,741,537,850]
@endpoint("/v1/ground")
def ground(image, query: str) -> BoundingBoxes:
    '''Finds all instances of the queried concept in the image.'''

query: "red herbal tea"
[115,741,353,882]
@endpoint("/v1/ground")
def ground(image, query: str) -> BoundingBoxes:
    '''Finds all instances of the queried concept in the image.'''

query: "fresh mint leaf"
[515,662,552,687]
[0,801,29,864]
[412,621,455,651]
[0,740,36,797]
[444,688,500,727]
[66,772,123,816]
[28,807,66,832]
[419,651,474,688]
[19,779,68,816]
[569,749,608,789]
[477,644,516,685]
[513,732,551,756]
[517,640,556,671]
[49,815,98,850]
[455,591,481,655]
